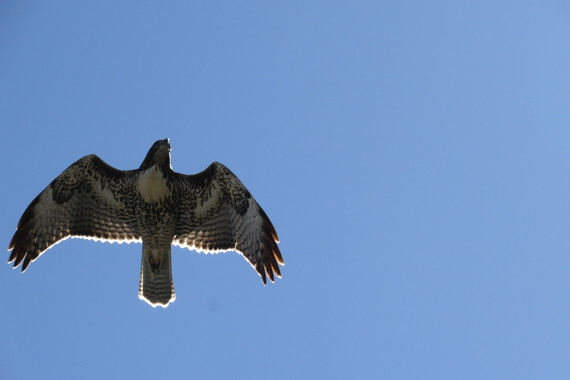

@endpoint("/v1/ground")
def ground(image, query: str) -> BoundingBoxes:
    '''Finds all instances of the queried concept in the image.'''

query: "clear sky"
[1,1,570,379]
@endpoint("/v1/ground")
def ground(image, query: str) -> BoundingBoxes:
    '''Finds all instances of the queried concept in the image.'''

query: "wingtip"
[273,248,284,266]
[22,257,32,272]
[257,262,268,284]
[7,249,16,264]
[8,258,28,273]
[271,258,282,278]
[267,267,275,282]
[10,252,23,269]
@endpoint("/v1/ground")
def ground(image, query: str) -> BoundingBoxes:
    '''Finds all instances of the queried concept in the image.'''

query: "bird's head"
[140,138,172,171]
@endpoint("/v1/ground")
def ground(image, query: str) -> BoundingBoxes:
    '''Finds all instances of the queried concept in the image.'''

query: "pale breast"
[137,166,171,203]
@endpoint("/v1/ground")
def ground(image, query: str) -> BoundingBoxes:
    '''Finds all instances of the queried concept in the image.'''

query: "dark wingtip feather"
[12,250,25,269]
[270,251,282,278]
[258,262,267,284]
[8,192,41,270]
[258,206,279,243]
[266,262,275,282]
[8,226,30,270]
[274,249,284,266]
[257,222,282,284]
[8,249,17,264]
[22,256,32,272]
[254,205,284,284]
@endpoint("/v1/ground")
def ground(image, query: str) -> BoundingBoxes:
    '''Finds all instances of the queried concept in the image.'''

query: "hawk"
[8,139,284,307]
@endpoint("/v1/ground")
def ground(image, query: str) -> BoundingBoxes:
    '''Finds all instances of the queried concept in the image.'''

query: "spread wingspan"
[8,139,284,307]
[172,162,284,284]
[8,154,141,271]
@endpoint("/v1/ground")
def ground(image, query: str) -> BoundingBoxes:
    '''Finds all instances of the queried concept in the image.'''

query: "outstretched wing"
[8,154,141,271]
[172,162,283,284]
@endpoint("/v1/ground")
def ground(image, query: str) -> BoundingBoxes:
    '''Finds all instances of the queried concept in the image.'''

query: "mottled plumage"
[8,139,283,307]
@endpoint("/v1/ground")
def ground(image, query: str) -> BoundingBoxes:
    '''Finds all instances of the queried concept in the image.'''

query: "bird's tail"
[138,246,176,308]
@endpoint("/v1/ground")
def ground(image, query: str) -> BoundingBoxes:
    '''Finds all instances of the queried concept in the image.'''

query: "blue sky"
[1,1,570,379]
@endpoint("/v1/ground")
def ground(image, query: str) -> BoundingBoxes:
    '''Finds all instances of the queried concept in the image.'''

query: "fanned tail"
[138,245,175,308]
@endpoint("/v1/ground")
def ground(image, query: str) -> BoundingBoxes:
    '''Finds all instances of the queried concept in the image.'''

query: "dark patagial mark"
[234,189,251,216]
[50,179,75,204]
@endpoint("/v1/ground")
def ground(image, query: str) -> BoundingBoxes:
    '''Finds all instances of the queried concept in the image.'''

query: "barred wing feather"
[172,162,283,283]
[8,155,141,271]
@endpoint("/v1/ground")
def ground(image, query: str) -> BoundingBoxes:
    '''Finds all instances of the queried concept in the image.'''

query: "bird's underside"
[8,139,284,308]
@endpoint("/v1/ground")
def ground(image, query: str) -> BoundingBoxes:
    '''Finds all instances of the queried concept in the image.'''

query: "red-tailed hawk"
[8,139,283,307]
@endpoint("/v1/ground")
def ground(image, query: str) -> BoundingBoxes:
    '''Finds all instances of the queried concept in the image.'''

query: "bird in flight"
[8,139,283,307]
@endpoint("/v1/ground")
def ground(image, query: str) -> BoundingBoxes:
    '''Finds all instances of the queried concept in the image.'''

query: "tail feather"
[139,246,176,308]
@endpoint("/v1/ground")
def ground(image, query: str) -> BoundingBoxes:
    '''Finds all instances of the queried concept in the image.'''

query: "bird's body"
[8,139,283,307]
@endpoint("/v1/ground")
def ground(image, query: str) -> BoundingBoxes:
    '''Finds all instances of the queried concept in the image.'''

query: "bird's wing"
[172,162,283,284]
[8,154,141,271]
